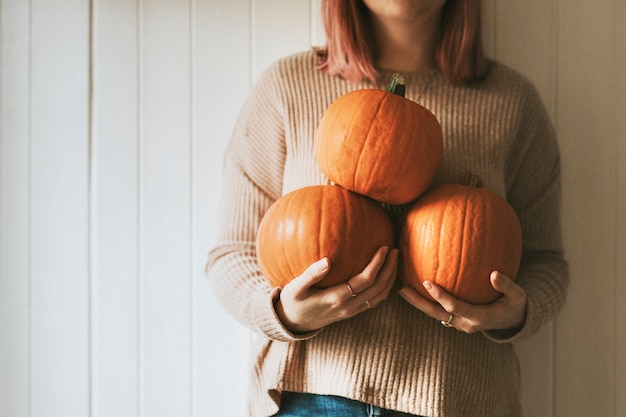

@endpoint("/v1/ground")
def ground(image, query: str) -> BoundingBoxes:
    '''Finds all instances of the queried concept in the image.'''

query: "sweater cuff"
[483,293,542,343]
[254,286,322,342]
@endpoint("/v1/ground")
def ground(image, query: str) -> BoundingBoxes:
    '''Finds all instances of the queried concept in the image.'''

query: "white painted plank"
[0,1,31,416]
[515,327,554,417]
[613,0,626,414]
[489,2,558,415]
[192,1,251,416]
[310,0,325,47]
[493,1,557,119]
[555,0,617,415]
[29,0,91,416]
[91,0,140,416]
[139,1,192,415]
[251,0,312,80]
[481,0,496,57]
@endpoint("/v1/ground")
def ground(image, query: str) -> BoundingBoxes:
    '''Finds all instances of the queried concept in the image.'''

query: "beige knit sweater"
[206,50,568,417]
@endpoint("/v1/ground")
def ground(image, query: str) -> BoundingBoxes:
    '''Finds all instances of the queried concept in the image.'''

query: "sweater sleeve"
[205,62,321,342]
[485,80,569,343]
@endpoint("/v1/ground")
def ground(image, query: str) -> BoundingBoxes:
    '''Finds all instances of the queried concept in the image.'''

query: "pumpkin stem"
[386,73,406,97]
[461,171,483,188]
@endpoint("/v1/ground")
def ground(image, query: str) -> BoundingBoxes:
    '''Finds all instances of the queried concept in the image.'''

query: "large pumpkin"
[399,176,522,304]
[256,184,395,288]
[315,74,444,205]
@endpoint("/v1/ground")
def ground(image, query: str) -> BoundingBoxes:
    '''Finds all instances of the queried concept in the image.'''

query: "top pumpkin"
[315,74,444,205]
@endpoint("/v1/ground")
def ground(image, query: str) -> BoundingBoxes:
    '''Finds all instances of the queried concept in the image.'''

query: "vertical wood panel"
[140,1,192,415]
[29,0,91,416]
[555,0,616,415]
[0,1,31,416]
[482,0,496,56]
[251,0,312,80]
[91,0,140,416]
[489,2,558,415]
[493,1,557,117]
[310,0,325,46]
[515,328,555,416]
[193,1,251,416]
[613,1,626,414]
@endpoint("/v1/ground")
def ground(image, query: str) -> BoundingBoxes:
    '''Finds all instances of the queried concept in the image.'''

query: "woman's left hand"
[398,271,527,333]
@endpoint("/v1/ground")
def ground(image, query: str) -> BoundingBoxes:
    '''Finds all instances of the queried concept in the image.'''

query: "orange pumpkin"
[256,185,395,288]
[399,176,522,304]
[315,74,443,205]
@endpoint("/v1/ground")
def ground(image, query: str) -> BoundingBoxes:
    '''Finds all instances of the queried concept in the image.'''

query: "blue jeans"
[274,392,422,417]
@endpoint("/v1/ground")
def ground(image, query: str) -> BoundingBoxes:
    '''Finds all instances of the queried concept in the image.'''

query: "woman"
[206,0,569,416]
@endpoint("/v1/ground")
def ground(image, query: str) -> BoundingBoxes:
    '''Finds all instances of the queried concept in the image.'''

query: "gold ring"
[441,314,454,328]
[365,300,371,309]
[346,283,357,297]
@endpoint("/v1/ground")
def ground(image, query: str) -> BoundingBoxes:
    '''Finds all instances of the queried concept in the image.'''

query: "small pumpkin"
[399,174,522,304]
[256,184,395,288]
[315,74,444,205]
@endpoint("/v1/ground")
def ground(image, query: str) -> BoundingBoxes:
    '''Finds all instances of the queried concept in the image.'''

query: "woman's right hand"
[274,246,399,333]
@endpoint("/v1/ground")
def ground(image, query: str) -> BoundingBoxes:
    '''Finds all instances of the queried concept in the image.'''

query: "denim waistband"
[274,392,422,417]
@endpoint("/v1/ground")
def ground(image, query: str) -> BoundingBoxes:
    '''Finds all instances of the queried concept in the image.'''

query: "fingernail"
[317,258,329,271]
[423,281,433,291]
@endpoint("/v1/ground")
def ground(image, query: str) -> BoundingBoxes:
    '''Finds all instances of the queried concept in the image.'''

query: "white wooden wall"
[0,1,623,416]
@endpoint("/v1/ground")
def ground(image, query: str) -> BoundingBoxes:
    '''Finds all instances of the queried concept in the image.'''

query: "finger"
[398,285,449,319]
[414,284,469,330]
[344,281,358,298]
[490,271,522,299]
[360,298,373,312]
[380,249,399,294]
[361,248,399,307]
[422,282,486,330]
[371,248,398,290]
[349,246,389,293]
[422,281,465,314]
[288,258,330,296]
[362,246,390,276]
[400,285,484,332]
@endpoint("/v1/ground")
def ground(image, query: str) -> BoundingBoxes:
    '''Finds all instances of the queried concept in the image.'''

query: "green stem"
[461,171,483,188]
[386,73,406,97]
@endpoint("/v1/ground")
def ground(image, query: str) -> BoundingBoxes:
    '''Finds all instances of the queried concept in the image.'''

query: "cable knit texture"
[206,50,568,417]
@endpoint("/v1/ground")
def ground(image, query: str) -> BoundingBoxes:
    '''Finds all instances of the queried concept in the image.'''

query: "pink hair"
[317,0,491,85]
